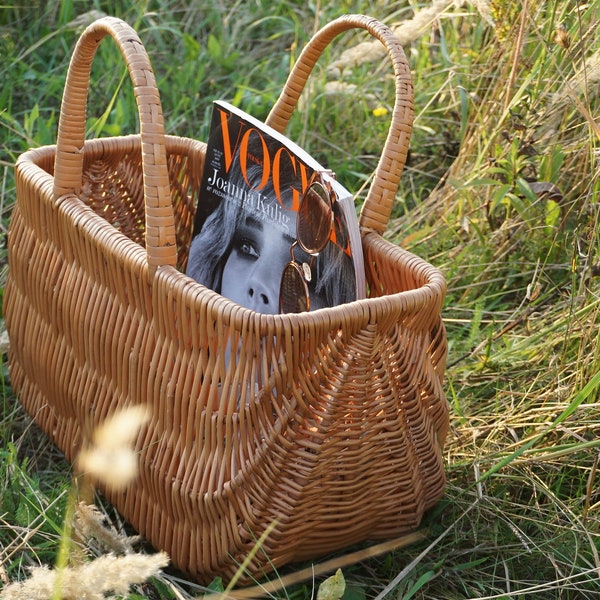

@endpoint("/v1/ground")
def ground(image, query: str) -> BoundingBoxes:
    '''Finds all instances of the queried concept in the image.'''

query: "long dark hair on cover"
[186,140,356,310]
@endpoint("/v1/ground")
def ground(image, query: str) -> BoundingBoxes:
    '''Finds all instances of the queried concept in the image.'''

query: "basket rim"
[170,256,445,331]
[16,133,445,334]
[15,133,206,166]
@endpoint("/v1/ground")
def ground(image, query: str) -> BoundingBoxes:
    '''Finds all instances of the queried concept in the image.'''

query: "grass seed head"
[0,552,169,600]
[76,405,150,492]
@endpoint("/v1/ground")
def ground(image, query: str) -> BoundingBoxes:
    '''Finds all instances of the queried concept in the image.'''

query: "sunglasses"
[279,175,335,313]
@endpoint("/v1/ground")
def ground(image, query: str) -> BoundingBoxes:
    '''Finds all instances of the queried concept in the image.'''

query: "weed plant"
[1,0,599,598]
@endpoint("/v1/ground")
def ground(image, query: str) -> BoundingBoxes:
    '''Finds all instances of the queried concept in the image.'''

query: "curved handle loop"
[53,16,177,275]
[266,14,414,235]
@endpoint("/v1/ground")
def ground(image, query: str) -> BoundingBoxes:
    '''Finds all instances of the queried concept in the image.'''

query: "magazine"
[186,100,365,314]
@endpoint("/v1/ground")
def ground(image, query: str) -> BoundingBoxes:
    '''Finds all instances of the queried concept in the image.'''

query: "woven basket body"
[5,16,449,584]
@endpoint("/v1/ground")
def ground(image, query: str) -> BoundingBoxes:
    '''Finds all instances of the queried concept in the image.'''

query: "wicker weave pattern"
[5,15,449,584]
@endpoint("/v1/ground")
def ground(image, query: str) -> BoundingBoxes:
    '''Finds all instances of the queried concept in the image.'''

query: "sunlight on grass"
[1,0,599,598]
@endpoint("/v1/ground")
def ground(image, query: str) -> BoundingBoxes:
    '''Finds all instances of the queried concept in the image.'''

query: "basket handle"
[266,14,413,235]
[53,16,177,275]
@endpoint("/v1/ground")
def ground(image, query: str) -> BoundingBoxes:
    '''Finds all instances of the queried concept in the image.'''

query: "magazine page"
[186,100,365,314]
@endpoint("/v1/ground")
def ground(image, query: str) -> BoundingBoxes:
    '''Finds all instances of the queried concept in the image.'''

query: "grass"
[1,0,599,598]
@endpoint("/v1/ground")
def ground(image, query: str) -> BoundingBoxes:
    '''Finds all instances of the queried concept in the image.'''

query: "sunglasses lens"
[279,262,310,313]
[297,181,333,254]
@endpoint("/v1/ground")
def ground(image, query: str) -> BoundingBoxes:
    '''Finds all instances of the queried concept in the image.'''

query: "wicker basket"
[5,15,449,584]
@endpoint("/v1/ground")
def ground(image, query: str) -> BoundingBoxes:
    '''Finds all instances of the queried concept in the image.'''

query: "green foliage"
[1,0,600,598]
[0,442,67,578]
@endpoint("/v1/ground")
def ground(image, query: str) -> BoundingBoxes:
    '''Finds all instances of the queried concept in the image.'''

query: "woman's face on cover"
[221,215,292,314]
